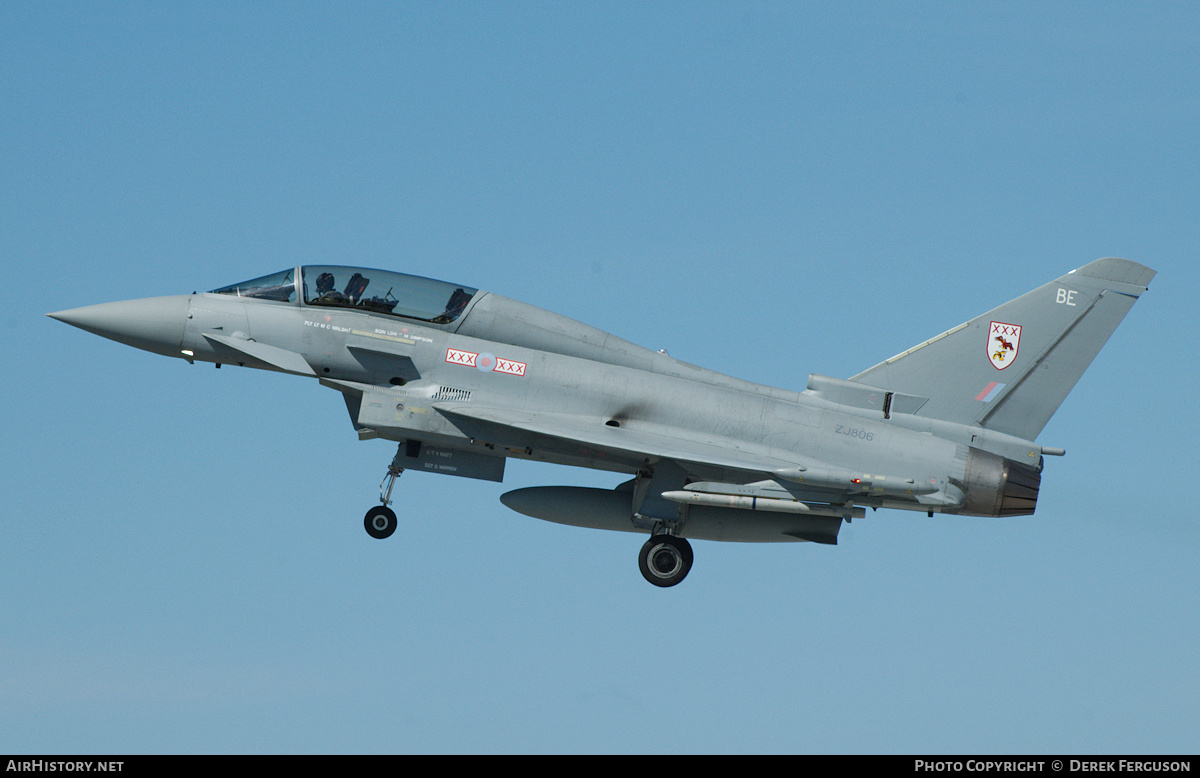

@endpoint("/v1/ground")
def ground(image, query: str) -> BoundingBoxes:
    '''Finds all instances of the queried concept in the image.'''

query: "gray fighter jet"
[49,258,1154,586]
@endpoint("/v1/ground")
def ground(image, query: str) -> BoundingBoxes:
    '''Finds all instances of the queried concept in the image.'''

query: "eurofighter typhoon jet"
[49,259,1154,586]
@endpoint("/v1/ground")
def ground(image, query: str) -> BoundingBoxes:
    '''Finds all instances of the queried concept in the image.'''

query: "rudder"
[850,258,1155,441]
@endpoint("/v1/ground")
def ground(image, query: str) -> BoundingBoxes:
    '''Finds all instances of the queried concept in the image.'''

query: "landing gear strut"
[365,455,404,540]
[638,534,693,587]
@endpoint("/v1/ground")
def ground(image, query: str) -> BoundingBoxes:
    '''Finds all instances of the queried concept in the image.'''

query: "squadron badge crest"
[987,321,1022,370]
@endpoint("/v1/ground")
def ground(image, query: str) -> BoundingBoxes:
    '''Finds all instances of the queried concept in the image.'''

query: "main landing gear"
[638,534,693,587]
[365,457,403,540]
[364,446,695,587]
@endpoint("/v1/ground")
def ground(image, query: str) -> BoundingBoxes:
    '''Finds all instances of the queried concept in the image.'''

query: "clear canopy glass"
[211,268,297,302]
[213,266,477,323]
[301,266,477,323]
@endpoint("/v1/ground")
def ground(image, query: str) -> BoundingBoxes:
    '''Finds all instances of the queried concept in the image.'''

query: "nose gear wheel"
[364,446,405,539]
[365,505,397,539]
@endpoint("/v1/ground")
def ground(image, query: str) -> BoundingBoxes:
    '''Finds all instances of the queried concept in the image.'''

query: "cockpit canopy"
[212,268,298,302]
[211,266,478,324]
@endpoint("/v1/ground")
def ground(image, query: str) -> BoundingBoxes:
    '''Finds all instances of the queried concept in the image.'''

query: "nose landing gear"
[364,450,404,540]
[364,505,397,539]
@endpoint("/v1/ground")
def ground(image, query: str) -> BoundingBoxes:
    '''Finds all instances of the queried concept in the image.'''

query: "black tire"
[638,535,693,587]
[364,505,397,539]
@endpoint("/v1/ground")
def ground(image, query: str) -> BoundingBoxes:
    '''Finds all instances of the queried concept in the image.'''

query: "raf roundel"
[476,352,496,372]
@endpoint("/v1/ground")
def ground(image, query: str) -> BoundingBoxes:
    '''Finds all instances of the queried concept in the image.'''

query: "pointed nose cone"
[48,295,190,357]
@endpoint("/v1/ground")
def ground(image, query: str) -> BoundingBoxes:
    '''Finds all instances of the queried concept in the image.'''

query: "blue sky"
[2,2,1197,754]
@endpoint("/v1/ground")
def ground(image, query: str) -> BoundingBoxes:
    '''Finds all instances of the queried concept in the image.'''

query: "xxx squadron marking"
[987,321,1022,370]
[446,347,527,376]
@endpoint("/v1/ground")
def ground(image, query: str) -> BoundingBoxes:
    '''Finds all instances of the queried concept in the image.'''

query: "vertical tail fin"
[850,258,1156,441]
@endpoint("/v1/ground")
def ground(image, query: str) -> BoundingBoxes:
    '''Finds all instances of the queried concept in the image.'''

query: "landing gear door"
[389,440,506,483]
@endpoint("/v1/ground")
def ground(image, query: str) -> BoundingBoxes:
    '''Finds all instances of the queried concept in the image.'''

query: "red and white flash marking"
[446,348,526,377]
